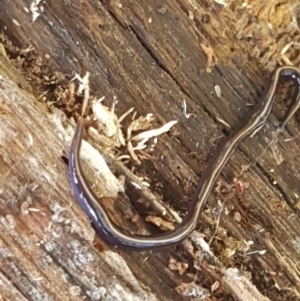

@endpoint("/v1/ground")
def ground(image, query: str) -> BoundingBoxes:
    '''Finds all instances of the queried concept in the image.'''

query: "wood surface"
[0,1,300,300]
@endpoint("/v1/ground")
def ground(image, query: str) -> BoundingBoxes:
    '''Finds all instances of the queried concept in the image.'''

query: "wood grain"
[0,1,300,300]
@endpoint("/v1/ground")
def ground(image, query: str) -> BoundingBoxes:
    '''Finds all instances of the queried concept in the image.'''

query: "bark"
[0,1,300,300]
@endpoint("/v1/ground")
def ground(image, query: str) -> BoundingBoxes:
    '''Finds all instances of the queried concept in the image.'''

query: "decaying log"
[1,1,300,300]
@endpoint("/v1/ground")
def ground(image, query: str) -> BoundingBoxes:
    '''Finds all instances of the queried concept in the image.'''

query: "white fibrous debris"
[131,120,178,143]
[73,73,177,164]
[29,0,44,22]
[92,97,177,164]
[92,99,125,146]
[73,72,90,94]
[181,99,196,119]
[127,115,154,139]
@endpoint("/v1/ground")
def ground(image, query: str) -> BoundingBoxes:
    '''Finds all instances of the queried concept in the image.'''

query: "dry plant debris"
[168,257,189,275]
[28,0,44,22]
[199,43,218,73]
[90,92,178,165]
[67,73,180,229]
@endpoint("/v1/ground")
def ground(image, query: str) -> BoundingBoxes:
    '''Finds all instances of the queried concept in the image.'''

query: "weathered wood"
[0,0,300,300]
